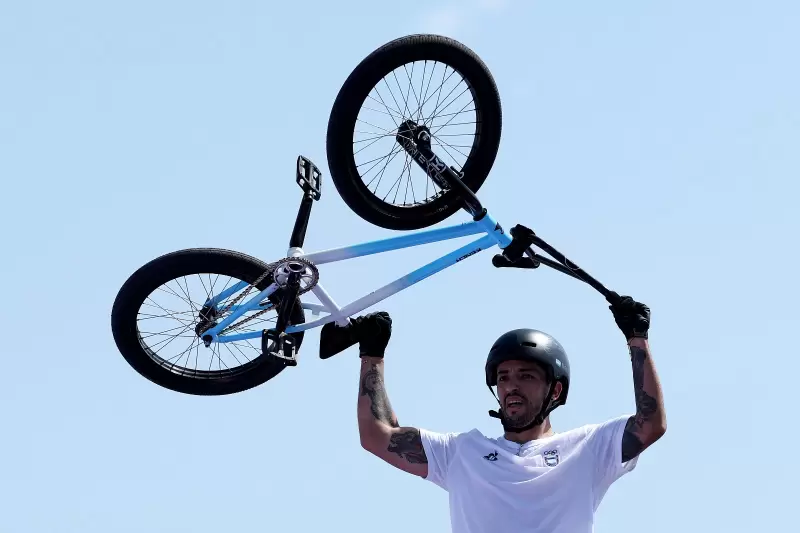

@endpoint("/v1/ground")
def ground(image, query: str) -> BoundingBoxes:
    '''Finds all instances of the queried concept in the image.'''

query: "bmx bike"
[110,34,621,396]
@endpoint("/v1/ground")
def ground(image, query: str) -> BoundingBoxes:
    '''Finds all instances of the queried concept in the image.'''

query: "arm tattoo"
[360,364,399,428]
[621,346,658,462]
[621,417,644,462]
[387,428,428,464]
[630,346,658,427]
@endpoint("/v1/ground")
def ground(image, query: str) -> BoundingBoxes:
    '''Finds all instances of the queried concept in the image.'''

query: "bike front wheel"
[327,34,502,231]
[110,248,306,396]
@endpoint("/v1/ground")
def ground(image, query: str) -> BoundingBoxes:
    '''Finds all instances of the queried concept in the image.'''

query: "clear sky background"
[2,1,798,532]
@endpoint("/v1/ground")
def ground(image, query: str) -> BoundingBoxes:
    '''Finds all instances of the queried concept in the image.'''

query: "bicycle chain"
[215,257,317,335]
[215,265,275,323]
[220,301,276,334]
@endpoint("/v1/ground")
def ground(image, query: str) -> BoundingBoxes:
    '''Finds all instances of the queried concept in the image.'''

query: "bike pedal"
[296,155,322,200]
[262,329,298,366]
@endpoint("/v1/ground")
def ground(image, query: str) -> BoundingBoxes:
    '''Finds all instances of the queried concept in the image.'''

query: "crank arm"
[262,272,303,366]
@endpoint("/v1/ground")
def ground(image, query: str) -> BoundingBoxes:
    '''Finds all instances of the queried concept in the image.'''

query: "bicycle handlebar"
[493,224,620,305]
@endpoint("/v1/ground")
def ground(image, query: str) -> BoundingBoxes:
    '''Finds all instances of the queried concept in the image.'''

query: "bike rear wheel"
[327,34,502,230]
[111,248,306,396]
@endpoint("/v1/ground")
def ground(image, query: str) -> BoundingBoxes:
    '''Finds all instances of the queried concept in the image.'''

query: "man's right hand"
[351,311,392,358]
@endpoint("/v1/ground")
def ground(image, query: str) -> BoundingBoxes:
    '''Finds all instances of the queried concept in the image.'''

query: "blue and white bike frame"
[201,213,510,345]
[200,153,617,347]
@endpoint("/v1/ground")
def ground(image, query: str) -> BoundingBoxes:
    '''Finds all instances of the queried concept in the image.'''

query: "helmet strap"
[488,382,558,434]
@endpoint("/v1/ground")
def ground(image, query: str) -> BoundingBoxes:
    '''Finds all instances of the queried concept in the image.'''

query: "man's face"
[496,360,560,429]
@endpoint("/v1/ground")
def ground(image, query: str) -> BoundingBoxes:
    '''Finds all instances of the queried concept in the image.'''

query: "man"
[321,294,665,532]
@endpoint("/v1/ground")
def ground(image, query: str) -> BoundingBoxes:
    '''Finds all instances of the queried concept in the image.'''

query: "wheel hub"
[194,305,218,338]
[396,120,449,190]
[397,120,430,146]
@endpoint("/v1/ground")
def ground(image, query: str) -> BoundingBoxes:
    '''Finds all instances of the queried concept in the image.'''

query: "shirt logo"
[543,449,559,467]
[484,451,499,462]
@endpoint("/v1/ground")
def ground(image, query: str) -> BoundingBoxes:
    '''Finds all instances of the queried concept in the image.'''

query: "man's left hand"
[608,293,650,340]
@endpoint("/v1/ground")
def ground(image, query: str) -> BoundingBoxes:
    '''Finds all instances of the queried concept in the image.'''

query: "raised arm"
[346,312,428,477]
[358,356,428,477]
[608,295,667,462]
[621,337,666,461]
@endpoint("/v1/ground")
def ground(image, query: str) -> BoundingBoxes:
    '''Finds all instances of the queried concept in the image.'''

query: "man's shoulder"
[420,427,494,450]
[421,427,486,442]
[579,414,632,436]
[422,415,632,451]
[554,415,633,448]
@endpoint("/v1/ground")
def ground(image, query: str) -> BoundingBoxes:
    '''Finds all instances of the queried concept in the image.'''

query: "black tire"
[327,34,502,230]
[111,248,306,396]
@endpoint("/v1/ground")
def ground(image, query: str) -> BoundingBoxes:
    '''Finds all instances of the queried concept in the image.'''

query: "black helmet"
[485,329,570,432]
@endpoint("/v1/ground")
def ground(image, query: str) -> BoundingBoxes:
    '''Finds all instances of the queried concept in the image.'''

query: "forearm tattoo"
[360,363,399,428]
[388,428,428,464]
[622,346,658,462]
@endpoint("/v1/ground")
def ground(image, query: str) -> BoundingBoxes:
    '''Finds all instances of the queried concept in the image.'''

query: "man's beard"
[502,396,542,429]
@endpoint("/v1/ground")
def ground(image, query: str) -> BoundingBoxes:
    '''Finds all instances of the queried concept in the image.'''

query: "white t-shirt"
[419,415,637,533]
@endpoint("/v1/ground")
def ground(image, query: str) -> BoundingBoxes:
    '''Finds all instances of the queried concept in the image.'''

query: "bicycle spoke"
[133,270,288,378]
[366,145,404,192]
[431,137,468,168]
[354,131,412,145]
[357,150,399,170]
[367,89,402,128]
[161,337,199,369]
[362,149,400,187]
[364,99,404,123]
[381,78,406,125]
[419,65,457,123]
[155,283,194,311]
[350,58,478,209]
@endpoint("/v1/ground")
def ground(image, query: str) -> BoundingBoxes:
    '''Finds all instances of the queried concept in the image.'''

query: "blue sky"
[2,0,798,531]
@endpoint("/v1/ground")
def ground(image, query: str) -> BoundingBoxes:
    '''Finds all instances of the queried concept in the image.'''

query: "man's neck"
[503,417,554,444]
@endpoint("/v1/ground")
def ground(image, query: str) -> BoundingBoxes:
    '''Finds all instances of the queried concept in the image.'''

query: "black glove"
[608,293,650,340]
[351,311,392,358]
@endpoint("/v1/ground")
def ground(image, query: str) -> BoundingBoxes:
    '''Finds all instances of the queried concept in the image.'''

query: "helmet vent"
[521,342,537,348]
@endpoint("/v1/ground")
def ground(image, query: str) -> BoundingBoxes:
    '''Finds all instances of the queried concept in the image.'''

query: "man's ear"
[551,381,564,401]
